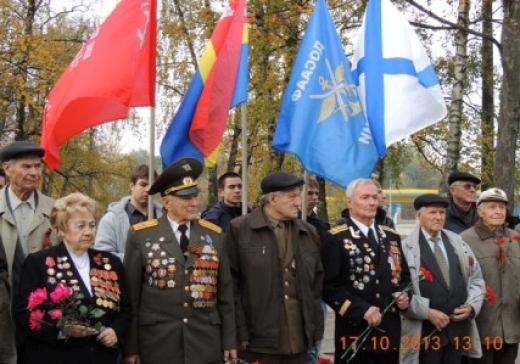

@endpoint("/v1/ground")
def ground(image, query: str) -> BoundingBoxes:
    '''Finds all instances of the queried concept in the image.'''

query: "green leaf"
[94,322,106,332]
[78,305,88,316]
[90,308,106,319]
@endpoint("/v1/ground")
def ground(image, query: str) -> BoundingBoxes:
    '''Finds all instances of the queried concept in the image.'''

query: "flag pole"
[148,105,156,219]
[301,171,309,222]
[241,103,248,215]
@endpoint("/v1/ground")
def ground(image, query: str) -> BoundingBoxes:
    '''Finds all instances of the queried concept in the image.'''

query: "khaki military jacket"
[123,215,235,364]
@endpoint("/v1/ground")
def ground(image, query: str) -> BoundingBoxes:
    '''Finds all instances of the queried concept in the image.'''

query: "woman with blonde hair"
[15,192,131,364]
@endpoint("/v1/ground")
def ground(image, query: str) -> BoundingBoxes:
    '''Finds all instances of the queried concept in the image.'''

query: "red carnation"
[495,237,506,245]
[485,286,497,306]
[27,287,48,310]
[514,235,520,241]
[29,309,45,330]
[49,283,73,304]
[419,267,433,282]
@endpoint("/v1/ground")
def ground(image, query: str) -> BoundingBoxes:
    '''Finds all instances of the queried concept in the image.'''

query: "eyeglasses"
[454,182,479,191]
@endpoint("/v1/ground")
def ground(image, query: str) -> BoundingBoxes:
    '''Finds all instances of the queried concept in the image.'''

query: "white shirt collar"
[350,216,376,238]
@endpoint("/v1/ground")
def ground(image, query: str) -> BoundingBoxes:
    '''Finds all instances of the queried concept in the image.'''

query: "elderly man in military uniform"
[0,140,57,363]
[123,157,236,364]
[321,178,410,364]
[226,171,324,364]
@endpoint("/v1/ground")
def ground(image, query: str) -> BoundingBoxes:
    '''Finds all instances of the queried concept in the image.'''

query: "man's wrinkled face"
[347,183,379,223]
[477,201,507,229]
[3,155,42,196]
[162,193,200,224]
[270,187,302,220]
[449,180,479,205]
[417,206,446,236]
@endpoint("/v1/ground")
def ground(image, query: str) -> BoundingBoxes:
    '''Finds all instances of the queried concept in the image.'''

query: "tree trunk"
[441,0,470,194]
[15,0,37,140]
[494,0,520,208]
[480,0,494,190]
[227,112,241,172]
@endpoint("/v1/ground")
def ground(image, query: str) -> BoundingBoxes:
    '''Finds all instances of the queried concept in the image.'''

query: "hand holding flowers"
[342,267,433,363]
[27,283,106,339]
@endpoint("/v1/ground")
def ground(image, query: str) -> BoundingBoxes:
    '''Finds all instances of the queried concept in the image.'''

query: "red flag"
[41,0,156,170]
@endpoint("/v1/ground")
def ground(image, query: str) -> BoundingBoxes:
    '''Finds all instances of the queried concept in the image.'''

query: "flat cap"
[448,172,481,186]
[0,140,45,162]
[261,171,304,194]
[477,187,508,205]
[149,157,203,196]
[414,194,449,210]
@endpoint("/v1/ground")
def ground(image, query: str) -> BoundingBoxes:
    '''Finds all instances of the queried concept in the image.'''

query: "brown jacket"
[225,207,324,350]
[461,221,520,344]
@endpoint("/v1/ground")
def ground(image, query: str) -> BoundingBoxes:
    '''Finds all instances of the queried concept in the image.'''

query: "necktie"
[432,237,450,288]
[367,228,378,248]
[178,224,189,255]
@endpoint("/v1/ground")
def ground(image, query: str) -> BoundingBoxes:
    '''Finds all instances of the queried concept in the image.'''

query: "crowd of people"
[0,140,519,364]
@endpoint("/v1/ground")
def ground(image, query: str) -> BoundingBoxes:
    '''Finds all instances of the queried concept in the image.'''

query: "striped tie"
[431,236,450,288]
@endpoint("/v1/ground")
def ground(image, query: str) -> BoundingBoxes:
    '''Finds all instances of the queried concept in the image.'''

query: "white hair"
[345,179,376,198]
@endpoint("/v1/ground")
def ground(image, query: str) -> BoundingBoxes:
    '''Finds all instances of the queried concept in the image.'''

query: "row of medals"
[190,245,219,308]
[45,256,120,310]
[145,241,177,289]
[46,256,77,288]
[90,262,120,311]
[346,241,377,291]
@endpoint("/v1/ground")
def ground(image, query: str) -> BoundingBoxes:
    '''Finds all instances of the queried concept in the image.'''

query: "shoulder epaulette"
[199,219,222,234]
[329,224,349,235]
[133,219,159,231]
[380,225,400,235]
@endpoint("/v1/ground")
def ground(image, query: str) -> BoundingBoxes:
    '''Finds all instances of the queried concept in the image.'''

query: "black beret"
[0,141,45,162]
[448,172,481,186]
[261,171,304,194]
[149,157,203,196]
[414,194,449,210]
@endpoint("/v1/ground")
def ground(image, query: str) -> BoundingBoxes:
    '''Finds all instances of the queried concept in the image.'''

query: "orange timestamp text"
[340,335,504,352]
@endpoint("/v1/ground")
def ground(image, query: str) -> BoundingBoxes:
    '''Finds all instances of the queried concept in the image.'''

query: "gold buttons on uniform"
[285,268,289,272]
[185,286,189,291]
[183,318,188,324]
[284,295,289,300]
[183,302,189,308]
[375,293,380,298]
[284,281,289,286]
[185,270,189,275]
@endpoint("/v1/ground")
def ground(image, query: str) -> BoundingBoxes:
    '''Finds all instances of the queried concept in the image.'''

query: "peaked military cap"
[0,140,45,162]
[413,194,449,210]
[448,172,481,186]
[149,157,203,196]
[261,171,304,194]
[477,187,508,205]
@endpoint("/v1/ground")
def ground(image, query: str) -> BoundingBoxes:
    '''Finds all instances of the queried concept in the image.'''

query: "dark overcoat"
[321,218,410,361]
[15,243,131,364]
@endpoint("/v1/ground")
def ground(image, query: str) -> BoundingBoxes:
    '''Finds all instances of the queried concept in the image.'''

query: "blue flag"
[273,0,378,188]
[352,0,447,157]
